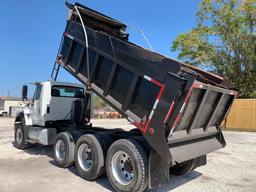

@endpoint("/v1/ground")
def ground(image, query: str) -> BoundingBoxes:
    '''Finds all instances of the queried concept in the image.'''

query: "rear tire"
[2,112,8,117]
[170,159,195,175]
[75,134,106,181]
[106,139,148,192]
[53,132,75,168]
[14,121,29,149]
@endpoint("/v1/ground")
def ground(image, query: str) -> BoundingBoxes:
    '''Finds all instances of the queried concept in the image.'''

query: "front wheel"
[14,122,29,149]
[106,139,148,192]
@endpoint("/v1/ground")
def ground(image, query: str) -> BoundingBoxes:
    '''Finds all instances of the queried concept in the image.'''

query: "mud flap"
[216,130,226,147]
[149,149,170,189]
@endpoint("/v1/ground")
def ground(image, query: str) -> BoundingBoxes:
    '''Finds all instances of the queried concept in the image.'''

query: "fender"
[19,107,45,127]
[14,112,24,124]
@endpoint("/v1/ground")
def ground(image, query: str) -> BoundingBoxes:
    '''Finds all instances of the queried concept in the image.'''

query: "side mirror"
[22,85,28,101]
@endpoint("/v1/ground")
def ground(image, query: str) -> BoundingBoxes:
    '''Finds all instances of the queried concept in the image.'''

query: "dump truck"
[14,2,237,192]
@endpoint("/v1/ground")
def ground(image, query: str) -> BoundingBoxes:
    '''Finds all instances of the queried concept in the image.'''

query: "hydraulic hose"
[74,6,91,89]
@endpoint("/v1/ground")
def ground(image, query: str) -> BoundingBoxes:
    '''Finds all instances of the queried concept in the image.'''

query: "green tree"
[171,0,256,98]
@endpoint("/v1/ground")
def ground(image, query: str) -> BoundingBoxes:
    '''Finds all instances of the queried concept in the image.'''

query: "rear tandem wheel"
[170,159,196,175]
[53,132,75,168]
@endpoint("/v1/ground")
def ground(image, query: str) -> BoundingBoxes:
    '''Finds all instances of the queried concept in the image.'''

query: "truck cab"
[14,80,86,145]
[29,81,85,125]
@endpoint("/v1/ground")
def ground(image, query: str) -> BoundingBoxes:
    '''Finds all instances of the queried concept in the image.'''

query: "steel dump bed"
[54,2,237,187]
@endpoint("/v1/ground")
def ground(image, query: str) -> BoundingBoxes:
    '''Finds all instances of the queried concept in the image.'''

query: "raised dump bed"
[54,2,237,188]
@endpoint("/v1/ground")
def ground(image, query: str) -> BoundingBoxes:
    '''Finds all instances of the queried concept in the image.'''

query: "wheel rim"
[111,151,134,185]
[16,128,22,144]
[55,139,66,161]
[78,143,93,171]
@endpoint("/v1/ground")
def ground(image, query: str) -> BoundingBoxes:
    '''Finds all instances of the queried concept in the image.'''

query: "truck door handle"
[47,106,50,113]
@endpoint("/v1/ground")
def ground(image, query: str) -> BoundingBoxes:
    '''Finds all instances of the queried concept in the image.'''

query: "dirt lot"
[0,117,256,192]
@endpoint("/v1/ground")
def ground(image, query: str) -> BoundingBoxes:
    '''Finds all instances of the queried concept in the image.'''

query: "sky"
[0,0,201,97]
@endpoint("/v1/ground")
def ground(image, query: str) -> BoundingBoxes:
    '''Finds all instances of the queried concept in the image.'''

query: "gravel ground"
[0,117,256,192]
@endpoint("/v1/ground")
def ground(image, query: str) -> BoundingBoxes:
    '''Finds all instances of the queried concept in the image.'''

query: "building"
[0,97,23,117]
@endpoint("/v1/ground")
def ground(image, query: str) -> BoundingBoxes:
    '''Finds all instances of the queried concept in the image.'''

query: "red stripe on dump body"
[164,101,175,124]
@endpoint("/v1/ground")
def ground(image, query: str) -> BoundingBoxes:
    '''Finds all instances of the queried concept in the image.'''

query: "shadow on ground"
[16,143,203,192]
[150,171,202,192]
[12,142,53,158]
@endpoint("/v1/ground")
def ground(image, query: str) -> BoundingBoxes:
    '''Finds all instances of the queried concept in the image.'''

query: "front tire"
[14,122,29,149]
[106,139,148,192]
[53,132,75,168]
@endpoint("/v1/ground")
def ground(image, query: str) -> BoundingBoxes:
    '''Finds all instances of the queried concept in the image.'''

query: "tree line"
[171,0,256,98]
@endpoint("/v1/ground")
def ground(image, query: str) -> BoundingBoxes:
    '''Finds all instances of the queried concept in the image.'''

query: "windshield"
[51,85,84,98]
[32,85,43,101]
